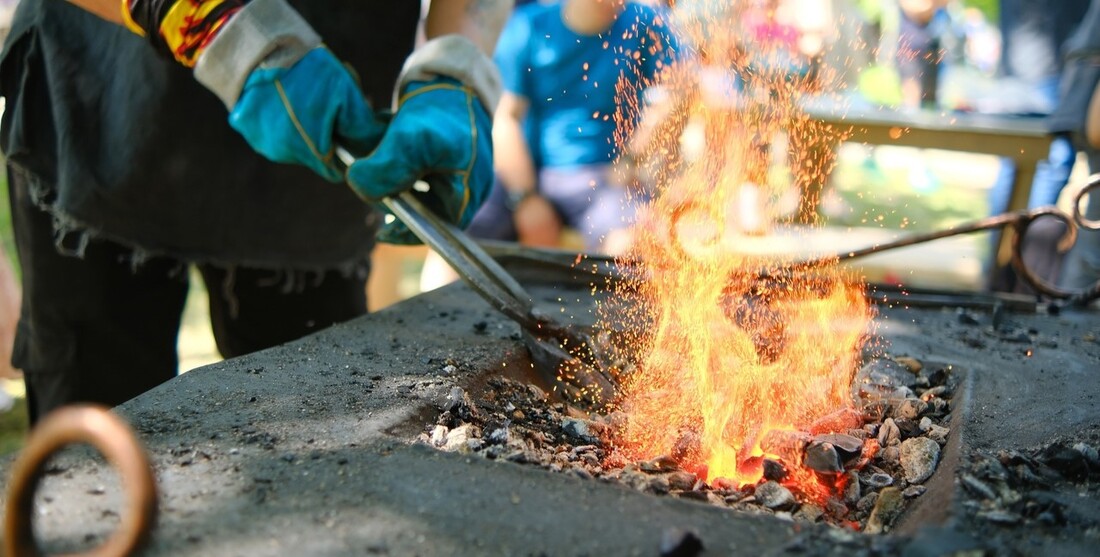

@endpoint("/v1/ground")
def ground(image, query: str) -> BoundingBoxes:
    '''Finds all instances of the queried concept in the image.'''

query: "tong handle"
[335,148,541,331]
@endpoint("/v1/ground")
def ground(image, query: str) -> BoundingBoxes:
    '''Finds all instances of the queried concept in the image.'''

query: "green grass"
[0,395,27,456]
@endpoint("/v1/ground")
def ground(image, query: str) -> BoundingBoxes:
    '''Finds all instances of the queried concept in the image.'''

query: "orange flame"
[602,0,873,495]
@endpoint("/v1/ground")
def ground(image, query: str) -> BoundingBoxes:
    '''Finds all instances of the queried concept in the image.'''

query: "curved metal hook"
[4,405,158,557]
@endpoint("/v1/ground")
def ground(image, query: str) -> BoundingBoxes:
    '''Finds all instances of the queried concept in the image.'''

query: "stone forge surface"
[2,274,1099,556]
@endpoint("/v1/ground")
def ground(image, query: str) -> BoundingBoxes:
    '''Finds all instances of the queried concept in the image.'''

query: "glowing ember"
[599,0,873,497]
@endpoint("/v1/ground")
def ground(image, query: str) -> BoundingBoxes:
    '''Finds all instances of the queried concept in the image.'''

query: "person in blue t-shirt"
[466,0,677,253]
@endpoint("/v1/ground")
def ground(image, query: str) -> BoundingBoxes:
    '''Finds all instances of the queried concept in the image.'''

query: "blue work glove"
[229,48,386,183]
[346,77,493,244]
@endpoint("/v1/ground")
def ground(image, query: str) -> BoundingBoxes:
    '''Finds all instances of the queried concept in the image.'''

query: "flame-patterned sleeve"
[121,0,251,67]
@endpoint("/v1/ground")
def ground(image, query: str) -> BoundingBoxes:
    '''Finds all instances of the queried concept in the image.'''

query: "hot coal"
[420,356,957,532]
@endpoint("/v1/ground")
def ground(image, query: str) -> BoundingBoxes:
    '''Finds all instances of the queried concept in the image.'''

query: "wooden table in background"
[803,100,1052,214]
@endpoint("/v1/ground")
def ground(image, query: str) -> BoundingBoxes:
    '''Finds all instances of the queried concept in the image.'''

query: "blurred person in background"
[986,0,1091,293]
[2,0,509,422]
[895,0,949,109]
[464,0,678,253]
[1060,0,1100,295]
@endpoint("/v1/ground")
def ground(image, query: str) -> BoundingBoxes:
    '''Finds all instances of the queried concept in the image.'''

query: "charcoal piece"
[960,473,996,500]
[1041,443,1093,480]
[893,418,923,440]
[926,367,950,387]
[813,433,864,461]
[672,431,702,463]
[660,528,704,557]
[761,430,811,463]
[809,408,864,434]
[805,442,843,474]
[1073,442,1100,465]
[763,459,788,482]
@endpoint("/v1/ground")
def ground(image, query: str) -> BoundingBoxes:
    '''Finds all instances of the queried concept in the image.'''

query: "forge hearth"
[420,350,961,534]
[2,254,1098,556]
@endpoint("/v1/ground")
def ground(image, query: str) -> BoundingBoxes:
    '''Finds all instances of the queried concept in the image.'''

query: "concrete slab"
[2,272,1098,556]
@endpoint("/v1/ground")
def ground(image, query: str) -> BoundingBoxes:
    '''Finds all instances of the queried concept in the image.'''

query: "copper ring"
[4,405,157,557]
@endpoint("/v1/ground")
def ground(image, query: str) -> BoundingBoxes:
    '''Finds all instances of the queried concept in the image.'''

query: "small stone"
[926,424,950,445]
[979,510,1021,525]
[794,503,825,523]
[487,427,510,444]
[562,417,599,444]
[1073,442,1100,465]
[900,437,941,484]
[956,309,981,326]
[919,385,948,402]
[902,485,927,498]
[877,418,901,447]
[880,446,900,464]
[443,424,479,452]
[804,442,843,474]
[429,425,448,447]
[640,455,679,473]
[648,475,671,494]
[856,492,879,513]
[853,359,918,401]
[527,383,547,400]
[894,418,923,439]
[659,528,704,557]
[844,470,861,505]
[862,400,890,422]
[894,356,923,374]
[893,399,928,420]
[754,481,795,510]
[865,487,905,534]
[672,430,702,462]
[512,410,525,421]
[667,471,698,492]
[863,472,894,488]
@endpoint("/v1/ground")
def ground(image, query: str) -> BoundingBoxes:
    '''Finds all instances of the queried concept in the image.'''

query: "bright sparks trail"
[605,0,873,495]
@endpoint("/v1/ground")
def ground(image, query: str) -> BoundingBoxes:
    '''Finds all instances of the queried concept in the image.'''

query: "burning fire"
[601,0,873,497]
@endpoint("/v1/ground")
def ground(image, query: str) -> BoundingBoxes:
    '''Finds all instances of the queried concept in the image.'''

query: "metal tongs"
[336,150,615,403]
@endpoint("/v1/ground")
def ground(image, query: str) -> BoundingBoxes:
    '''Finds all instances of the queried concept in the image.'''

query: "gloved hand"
[123,0,385,182]
[228,48,385,182]
[346,77,494,244]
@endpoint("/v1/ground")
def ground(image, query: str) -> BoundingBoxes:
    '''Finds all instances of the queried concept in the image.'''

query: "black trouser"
[8,170,367,423]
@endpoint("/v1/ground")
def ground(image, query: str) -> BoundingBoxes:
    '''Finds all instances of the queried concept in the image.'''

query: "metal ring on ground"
[4,405,158,557]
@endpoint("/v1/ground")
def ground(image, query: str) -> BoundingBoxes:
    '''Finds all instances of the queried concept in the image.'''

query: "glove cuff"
[397,35,502,113]
[193,0,321,108]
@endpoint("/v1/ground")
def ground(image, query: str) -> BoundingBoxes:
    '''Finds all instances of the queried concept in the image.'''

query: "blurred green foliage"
[964,0,999,23]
